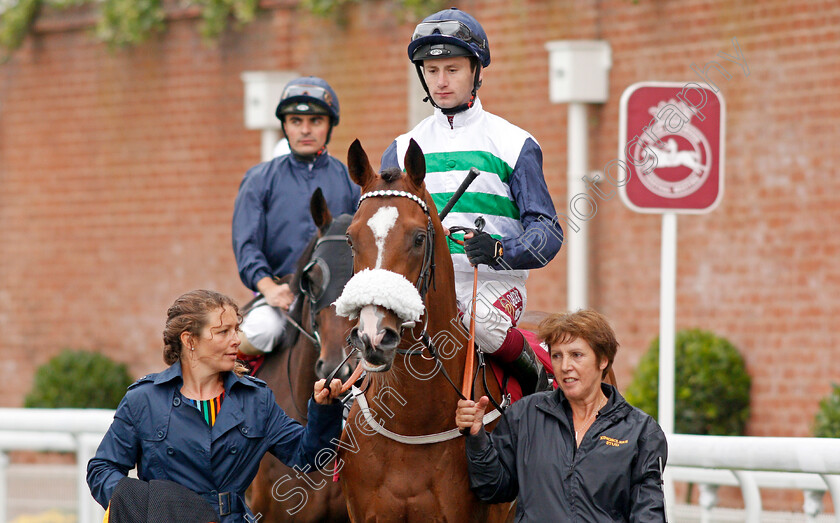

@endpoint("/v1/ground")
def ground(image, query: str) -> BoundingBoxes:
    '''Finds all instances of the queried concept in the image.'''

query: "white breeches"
[454,271,527,354]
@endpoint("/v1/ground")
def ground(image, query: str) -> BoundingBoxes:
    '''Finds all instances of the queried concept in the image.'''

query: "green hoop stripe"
[431,192,520,220]
[424,151,512,184]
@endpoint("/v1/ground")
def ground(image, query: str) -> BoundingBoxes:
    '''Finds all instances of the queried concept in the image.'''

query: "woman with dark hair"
[87,289,343,522]
[455,309,668,521]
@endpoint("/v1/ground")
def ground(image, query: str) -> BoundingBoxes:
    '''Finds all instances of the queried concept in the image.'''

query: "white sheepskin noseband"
[333,268,424,323]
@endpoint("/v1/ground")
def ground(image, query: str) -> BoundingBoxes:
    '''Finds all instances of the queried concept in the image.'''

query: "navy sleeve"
[232,163,274,291]
[630,421,669,522]
[497,138,564,270]
[380,141,400,171]
[86,396,140,509]
[464,413,520,503]
[265,389,343,472]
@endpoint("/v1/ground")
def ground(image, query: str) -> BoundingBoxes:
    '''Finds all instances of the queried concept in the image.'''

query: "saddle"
[484,328,554,404]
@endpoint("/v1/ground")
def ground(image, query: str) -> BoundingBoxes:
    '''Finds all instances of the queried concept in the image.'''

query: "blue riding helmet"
[407,8,489,114]
[275,76,340,126]
[407,8,490,68]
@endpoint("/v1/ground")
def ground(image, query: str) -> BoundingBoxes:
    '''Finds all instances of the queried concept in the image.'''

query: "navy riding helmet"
[275,76,340,147]
[406,8,490,114]
[275,76,340,125]
[407,8,490,68]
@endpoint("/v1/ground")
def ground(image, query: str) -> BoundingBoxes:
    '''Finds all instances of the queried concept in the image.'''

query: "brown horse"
[246,189,356,522]
[334,139,512,522]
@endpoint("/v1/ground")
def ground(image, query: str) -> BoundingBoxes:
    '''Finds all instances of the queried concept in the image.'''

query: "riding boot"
[507,339,549,396]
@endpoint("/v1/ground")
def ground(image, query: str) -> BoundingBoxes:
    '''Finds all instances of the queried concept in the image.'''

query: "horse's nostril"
[378,328,401,351]
[314,359,325,379]
[349,328,364,350]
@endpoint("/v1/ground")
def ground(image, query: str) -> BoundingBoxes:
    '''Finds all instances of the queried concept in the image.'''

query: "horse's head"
[295,189,358,383]
[335,139,435,372]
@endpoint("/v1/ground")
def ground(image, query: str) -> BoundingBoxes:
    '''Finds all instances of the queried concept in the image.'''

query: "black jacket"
[465,383,667,522]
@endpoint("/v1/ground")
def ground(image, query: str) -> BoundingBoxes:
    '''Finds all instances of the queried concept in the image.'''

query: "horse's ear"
[404,138,426,188]
[310,187,332,232]
[347,139,374,188]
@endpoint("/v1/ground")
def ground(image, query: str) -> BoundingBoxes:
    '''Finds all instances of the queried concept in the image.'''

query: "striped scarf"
[183,391,225,427]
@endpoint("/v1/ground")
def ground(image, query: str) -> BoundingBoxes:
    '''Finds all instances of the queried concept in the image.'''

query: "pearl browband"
[358,190,429,214]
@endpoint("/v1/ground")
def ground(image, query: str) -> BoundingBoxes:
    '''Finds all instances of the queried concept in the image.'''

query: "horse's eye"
[414,233,426,248]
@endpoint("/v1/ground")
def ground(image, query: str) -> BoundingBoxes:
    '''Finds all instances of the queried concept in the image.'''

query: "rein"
[278,306,320,350]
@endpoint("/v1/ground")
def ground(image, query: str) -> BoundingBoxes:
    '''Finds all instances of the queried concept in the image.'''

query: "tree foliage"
[814,383,840,438]
[624,328,751,435]
[25,349,134,409]
[0,0,445,57]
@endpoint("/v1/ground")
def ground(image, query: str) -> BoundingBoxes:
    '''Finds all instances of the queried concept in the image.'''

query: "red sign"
[618,82,725,213]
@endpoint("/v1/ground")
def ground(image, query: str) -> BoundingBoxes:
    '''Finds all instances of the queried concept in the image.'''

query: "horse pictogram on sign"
[619,82,725,214]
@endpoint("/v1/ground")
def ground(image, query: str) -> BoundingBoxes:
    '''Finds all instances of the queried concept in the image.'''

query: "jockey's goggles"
[280,84,334,106]
[411,20,486,49]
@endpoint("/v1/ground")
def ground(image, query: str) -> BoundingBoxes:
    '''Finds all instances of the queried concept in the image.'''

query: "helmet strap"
[415,62,441,110]
[292,145,327,163]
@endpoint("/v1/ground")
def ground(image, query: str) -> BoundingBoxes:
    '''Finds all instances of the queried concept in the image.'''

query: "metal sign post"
[619,81,725,432]
[619,81,725,517]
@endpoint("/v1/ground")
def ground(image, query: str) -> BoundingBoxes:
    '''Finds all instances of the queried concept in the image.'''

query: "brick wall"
[1,0,837,512]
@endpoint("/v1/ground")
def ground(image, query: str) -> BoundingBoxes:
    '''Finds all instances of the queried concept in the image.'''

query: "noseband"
[357,190,436,300]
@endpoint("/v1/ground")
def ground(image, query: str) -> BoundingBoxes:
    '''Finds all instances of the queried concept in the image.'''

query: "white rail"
[1,412,839,522]
[0,408,114,523]
[667,434,840,522]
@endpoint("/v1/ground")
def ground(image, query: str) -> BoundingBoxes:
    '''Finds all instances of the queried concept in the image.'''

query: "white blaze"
[367,206,399,269]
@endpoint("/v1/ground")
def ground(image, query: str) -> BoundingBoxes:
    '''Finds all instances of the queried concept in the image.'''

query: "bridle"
[357,190,436,301]
[281,214,357,419]
[356,189,470,401]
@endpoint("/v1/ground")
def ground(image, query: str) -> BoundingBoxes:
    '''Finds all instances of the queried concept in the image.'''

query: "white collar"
[433,97,484,129]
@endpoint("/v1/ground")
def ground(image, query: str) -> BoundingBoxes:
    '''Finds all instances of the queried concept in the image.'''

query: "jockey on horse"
[380,8,564,395]
[232,76,359,360]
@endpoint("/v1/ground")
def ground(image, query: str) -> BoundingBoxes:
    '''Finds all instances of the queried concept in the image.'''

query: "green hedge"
[624,328,751,435]
[814,383,840,438]
[25,349,134,409]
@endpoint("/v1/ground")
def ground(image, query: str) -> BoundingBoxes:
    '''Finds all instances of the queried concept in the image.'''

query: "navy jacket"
[232,152,360,291]
[87,362,344,522]
[466,384,668,522]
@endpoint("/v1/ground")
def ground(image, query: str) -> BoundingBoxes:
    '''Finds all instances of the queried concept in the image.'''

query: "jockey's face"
[422,56,480,109]
[550,337,607,403]
[284,114,330,156]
